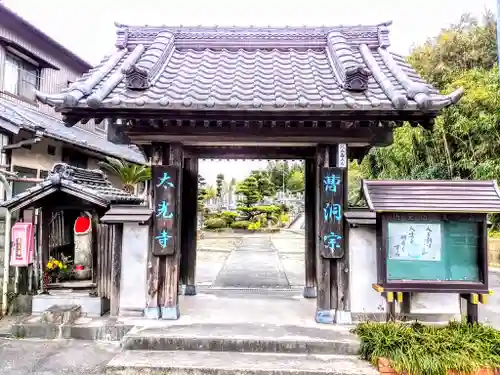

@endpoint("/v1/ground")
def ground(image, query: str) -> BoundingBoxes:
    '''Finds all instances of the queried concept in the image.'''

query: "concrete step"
[106,350,378,375]
[122,324,359,355]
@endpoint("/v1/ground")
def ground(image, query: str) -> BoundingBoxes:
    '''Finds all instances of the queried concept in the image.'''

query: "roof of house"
[36,23,463,114]
[0,97,145,163]
[362,180,500,213]
[1,163,143,212]
[0,4,91,72]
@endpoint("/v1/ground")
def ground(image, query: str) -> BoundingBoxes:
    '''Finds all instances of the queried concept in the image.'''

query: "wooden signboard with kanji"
[319,167,344,259]
[152,165,179,256]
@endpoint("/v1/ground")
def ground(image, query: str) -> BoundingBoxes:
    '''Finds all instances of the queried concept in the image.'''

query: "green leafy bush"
[353,321,500,375]
[204,218,226,230]
[221,211,238,226]
[248,221,262,231]
[230,220,250,229]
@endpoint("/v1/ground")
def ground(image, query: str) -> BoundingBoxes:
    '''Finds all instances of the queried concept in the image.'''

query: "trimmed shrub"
[248,221,262,231]
[230,220,250,229]
[204,218,226,230]
[221,211,239,226]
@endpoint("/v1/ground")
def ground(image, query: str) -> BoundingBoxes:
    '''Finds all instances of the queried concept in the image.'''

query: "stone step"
[106,351,378,375]
[122,324,359,355]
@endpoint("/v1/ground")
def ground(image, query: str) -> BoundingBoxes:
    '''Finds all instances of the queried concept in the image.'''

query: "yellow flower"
[47,262,53,270]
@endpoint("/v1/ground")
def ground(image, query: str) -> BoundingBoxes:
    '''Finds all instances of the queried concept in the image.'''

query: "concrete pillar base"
[160,305,180,320]
[303,286,317,298]
[143,307,160,319]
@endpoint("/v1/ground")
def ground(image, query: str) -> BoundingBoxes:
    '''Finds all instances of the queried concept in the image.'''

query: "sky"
[3,0,497,185]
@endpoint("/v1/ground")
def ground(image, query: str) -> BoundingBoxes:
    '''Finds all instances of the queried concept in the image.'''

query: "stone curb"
[10,322,133,341]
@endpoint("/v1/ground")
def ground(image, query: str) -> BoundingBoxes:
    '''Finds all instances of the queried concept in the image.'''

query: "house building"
[0,4,145,194]
[0,4,145,309]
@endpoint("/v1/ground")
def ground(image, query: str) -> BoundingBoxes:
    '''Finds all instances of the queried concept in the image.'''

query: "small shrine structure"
[33,22,464,323]
[1,163,146,317]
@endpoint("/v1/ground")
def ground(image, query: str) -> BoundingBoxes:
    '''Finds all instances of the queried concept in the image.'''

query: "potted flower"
[43,256,72,287]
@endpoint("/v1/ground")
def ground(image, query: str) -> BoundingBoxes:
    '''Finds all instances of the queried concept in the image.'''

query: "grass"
[353,321,500,375]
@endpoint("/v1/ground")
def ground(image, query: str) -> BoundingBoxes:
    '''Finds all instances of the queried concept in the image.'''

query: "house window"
[95,118,108,133]
[47,145,56,155]
[62,148,88,169]
[39,170,49,179]
[12,166,37,197]
[3,52,41,100]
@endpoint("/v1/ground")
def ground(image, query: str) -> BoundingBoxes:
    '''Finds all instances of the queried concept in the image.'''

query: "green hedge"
[204,218,226,229]
[230,220,250,229]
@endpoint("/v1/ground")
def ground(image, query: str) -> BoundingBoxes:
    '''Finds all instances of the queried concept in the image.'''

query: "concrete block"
[32,294,105,317]
[41,304,81,324]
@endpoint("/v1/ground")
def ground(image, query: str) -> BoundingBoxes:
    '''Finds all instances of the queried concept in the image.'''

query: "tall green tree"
[250,170,275,198]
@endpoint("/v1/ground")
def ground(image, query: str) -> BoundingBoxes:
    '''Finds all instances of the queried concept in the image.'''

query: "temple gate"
[35,23,463,322]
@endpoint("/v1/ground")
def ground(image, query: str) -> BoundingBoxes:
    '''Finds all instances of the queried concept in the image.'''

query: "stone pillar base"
[184,285,196,296]
[160,305,180,320]
[303,286,317,298]
[143,307,160,319]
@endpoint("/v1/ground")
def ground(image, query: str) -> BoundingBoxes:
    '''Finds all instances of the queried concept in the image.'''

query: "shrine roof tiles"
[362,180,500,213]
[35,23,463,115]
[2,163,143,212]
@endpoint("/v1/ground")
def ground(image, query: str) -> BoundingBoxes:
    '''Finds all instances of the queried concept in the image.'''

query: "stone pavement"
[196,231,306,290]
[0,338,119,374]
[480,268,500,329]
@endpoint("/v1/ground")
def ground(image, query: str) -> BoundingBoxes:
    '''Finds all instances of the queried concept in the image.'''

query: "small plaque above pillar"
[319,167,344,259]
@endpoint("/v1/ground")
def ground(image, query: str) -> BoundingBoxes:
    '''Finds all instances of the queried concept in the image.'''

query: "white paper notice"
[387,222,441,261]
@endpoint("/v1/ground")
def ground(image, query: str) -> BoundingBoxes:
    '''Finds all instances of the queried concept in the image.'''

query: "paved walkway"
[212,234,291,289]
[0,338,119,374]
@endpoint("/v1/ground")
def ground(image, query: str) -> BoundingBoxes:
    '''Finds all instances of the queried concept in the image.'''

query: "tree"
[197,174,208,211]
[97,157,150,194]
[286,169,305,193]
[235,175,261,219]
[359,11,500,225]
[250,170,275,198]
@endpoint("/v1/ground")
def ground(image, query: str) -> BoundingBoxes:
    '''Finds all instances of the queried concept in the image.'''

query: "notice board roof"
[362,179,500,213]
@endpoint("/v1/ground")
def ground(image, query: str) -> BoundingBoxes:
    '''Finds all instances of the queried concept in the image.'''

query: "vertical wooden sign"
[319,167,344,258]
[152,165,179,256]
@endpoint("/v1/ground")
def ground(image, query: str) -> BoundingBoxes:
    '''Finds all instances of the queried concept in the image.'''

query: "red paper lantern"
[74,216,91,234]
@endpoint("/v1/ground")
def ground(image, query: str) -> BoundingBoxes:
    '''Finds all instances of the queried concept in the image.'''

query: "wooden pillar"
[336,144,350,322]
[182,157,198,295]
[304,158,317,298]
[315,145,333,321]
[315,144,351,324]
[110,223,123,317]
[159,143,183,319]
[144,144,164,319]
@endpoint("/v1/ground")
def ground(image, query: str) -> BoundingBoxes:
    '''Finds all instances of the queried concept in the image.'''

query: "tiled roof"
[363,180,500,213]
[1,163,143,212]
[0,98,145,163]
[35,23,463,113]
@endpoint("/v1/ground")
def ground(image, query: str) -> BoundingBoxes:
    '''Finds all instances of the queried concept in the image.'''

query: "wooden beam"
[304,158,317,298]
[184,146,315,159]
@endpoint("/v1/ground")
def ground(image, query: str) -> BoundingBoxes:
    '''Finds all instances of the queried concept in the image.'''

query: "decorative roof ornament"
[125,65,150,90]
[344,65,372,92]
